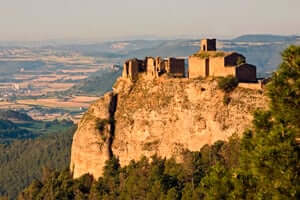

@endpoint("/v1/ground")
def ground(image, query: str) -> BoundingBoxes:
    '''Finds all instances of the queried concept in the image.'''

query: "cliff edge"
[70,76,267,179]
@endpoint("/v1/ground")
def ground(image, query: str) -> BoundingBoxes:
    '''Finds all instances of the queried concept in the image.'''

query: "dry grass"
[14,74,36,80]
[0,102,31,109]
[64,75,88,80]
[17,96,97,109]
[17,99,85,108]
[34,82,74,89]
[33,75,65,82]
[72,96,99,103]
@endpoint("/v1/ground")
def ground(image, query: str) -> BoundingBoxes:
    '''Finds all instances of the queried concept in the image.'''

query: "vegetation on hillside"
[0,126,76,199]
[17,45,300,199]
[17,137,240,200]
[0,119,32,139]
[61,68,122,96]
[0,110,33,122]
[0,113,76,199]
[217,76,239,93]
[0,112,74,143]
[217,76,238,105]
[0,61,46,76]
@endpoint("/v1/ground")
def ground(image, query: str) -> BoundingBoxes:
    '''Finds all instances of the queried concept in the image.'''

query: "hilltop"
[70,76,267,179]
[70,39,269,179]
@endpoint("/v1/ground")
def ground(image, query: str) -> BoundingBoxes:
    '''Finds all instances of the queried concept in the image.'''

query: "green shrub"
[223,95,231,105]
[96,119,110,132]
[218,76,238,93]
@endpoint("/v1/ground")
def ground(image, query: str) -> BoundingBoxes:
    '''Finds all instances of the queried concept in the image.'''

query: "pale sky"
[0,0,299,41]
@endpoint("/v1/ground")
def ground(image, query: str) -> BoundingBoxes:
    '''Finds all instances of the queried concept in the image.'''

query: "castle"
[122,39,257,82]
[122,57,185,80]
[188,39,257,82]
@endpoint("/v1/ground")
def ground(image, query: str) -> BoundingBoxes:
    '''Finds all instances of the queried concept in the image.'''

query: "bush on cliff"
[218,76,239,93]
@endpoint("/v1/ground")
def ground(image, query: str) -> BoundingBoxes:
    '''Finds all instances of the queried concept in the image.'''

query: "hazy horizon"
[1,0,300,41]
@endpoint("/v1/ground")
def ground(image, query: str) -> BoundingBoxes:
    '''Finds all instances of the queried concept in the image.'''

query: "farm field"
[0,46,120,123]
[17,96,98,109]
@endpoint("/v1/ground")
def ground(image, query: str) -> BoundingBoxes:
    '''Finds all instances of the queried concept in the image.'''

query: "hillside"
[62,67,122,96]
[0,110,33,122]
[70,76,267,179]
[0,111,75,199]
[0,110,73,142]
[233,34,299,42]
[0,126,76,199]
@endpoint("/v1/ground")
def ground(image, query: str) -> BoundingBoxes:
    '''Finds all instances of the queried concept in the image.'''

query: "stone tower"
[200,39,216,51]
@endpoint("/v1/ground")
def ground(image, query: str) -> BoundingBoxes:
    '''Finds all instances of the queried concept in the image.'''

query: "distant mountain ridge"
[233,34,299,42]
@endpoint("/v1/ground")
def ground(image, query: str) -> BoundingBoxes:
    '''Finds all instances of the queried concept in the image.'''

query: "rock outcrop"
[70,76,267,179]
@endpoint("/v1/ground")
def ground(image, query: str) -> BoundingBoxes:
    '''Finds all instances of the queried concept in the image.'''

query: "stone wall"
[188,56,206,78]
[122,59,140,81]
[146,57,158,78]
[209,57,236,77]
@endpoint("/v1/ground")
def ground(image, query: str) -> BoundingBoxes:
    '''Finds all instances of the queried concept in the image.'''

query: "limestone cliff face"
[70,77,267,179]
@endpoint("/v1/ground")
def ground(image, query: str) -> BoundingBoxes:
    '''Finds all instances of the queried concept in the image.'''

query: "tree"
[267,45,300,134]
[232,45,300,199]
[92,156,121,199]
[200,163,234,200]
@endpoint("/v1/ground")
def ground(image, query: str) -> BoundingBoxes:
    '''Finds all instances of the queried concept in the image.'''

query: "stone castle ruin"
[122,57,185,80]
[122,39,258,84]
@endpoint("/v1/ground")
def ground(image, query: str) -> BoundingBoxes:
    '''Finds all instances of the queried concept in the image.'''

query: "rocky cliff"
[70,76,267,179]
